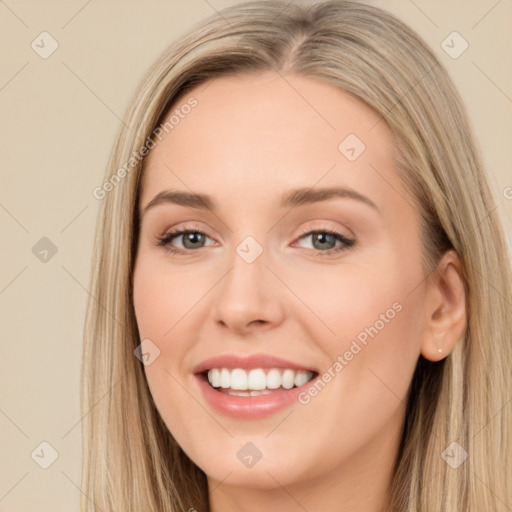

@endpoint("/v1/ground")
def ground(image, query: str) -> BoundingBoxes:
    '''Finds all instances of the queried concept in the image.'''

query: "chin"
[186,436,314,490]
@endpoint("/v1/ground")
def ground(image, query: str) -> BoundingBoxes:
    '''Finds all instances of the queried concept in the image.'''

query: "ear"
[420,249,467,361]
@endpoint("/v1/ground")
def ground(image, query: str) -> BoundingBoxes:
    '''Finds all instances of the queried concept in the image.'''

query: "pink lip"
[192,353,319,419]
[195,373,319,419]
[192,353,318,374]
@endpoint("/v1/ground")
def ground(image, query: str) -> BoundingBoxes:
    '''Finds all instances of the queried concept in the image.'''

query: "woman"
[81,1,512,510]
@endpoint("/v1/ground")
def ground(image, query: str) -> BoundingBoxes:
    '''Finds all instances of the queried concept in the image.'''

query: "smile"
[206,367,315,396]
[193,354,320,418]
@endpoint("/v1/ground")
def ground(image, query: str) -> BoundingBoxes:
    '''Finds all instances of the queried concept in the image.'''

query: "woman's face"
[133,72,431,494]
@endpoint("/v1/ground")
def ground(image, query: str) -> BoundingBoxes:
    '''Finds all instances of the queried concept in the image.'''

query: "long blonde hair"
[81,1,512,510]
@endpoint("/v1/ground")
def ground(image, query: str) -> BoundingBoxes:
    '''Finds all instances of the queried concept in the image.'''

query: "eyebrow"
[140,186,379,217]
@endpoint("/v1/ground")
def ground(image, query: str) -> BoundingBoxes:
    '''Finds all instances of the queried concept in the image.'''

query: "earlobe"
[420,250,467,362]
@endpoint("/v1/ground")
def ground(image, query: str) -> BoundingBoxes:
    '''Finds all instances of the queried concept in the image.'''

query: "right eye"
[155,228,215,254]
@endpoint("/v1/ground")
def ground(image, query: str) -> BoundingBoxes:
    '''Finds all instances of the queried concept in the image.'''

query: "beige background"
[0,0,511,510]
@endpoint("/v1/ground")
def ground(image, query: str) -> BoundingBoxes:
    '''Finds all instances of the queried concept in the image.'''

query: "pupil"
[314,233,334,250]
[184,233,203,248]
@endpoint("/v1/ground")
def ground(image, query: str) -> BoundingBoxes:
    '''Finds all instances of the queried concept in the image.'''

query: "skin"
[132,71,467,512]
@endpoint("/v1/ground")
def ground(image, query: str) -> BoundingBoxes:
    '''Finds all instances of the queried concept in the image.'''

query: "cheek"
[133,255,208,339]
[286,270,425,475]
[303,255,425,409]
[143,362,228,469]
[132,257,221,449]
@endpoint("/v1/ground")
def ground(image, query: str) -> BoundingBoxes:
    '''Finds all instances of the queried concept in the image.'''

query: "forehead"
[139,71,405,215]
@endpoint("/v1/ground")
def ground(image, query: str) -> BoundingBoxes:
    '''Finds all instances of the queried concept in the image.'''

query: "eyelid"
[297,217,357,240]
[293,222,354,241]
[158,222,216,241]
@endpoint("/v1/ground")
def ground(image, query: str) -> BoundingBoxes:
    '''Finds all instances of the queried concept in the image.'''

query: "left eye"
[156,228,355,256]
[294,230,355,254]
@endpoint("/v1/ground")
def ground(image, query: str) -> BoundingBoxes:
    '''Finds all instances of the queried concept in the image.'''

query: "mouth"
[192,353,320,418]
[199,367,319,397]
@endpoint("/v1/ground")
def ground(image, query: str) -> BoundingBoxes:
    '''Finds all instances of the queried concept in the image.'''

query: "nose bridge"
[221,234,270,304]
[212,233,284,331]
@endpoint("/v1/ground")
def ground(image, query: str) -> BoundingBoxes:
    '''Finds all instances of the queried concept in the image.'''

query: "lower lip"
[195,374,316,419]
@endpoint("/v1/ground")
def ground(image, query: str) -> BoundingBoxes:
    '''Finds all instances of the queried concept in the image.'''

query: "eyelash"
[155,225,356,257]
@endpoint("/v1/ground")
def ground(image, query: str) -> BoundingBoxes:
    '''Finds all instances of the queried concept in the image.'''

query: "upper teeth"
[207,368,314,390]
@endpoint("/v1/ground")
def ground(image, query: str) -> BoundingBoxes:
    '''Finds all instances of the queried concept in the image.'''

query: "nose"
[211,245,286,335]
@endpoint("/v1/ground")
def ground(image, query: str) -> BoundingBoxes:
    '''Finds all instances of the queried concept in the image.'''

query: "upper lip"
[193,353,318,374]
